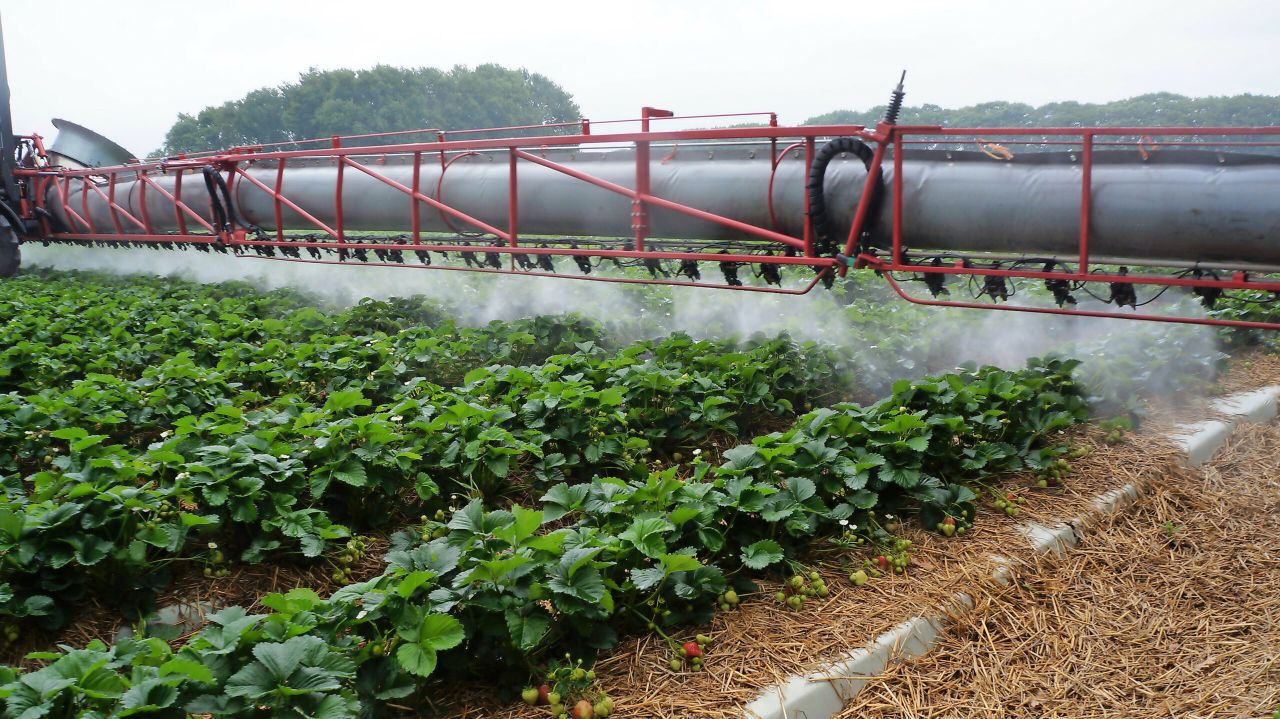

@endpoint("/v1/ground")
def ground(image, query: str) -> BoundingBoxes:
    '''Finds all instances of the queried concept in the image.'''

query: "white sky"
[5,0,1279,155]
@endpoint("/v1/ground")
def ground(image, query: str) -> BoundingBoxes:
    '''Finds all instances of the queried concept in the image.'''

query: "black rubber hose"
[202,166,262,236]
[806,137,882,257]
[201,166,228,232]
[208,167,260,233]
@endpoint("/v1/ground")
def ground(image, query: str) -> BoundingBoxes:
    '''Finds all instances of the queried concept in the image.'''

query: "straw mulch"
[834,422,1280,719]
[1218,347,1280,395]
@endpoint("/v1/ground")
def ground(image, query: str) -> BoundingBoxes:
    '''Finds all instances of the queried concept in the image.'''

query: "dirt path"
[835,422,1280,719]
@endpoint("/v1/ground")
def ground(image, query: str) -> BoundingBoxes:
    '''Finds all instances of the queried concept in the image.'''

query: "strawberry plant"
[0,270,1129,718]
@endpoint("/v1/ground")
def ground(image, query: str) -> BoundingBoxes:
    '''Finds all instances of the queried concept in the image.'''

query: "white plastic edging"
[739,385,1279,719]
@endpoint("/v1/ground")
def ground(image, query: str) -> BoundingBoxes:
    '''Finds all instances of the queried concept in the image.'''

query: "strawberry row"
[0,360,1084,718]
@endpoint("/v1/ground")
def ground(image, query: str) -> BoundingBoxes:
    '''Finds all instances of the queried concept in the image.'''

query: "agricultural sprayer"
[1,20,1278,330]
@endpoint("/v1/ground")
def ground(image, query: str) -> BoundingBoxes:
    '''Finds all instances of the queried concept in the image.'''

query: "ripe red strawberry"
[573,699,596,719]
[876,555,890,571]
[942,516,956,526]
[682,641,703,658]
[1006,493,1017,502]
[537,684,552,705]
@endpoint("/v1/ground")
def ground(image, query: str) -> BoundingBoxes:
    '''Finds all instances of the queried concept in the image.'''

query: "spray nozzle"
[922,257,948,297]
[1190,268,1222,309]
[1042,262,1076,306]
[1108,266,1137,309]
[718,251,743,287]
[981,263,1008,302]
[677,259,701,281]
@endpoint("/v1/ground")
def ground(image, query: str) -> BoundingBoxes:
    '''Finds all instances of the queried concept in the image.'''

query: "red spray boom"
[2,72,1280,330]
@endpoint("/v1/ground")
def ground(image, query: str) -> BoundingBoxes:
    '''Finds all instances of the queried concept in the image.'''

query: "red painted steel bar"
[859,255,1280,292]
[235,253,831,295]
[342,156,511,241]
[507,147,518,246]
[233,166,337,237]
[172,170,188,235]
[224,238,835,266]
[512,150,806,249]
[880,272,1280,331]
[136,171,153,235]
[803,137,815,257]
[410,151,421,244]
[891,131,904,265]
[1080,133,1093,273]
[273,159,286,242]
[103,173,124,235]
[79,177,93,233]
[46,123,1276,180]
[137,174,217,234]
[921,126,1280,136]
[334,149,346,244]
[841,140,888,273]
[56,177,91,232]
[53,233,218,244]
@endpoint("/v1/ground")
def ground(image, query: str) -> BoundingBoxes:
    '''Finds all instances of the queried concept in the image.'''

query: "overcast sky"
[5,0,1279,154]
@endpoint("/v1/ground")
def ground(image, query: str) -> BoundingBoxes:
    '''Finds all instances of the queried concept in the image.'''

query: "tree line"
[157,64,581,156]
[805,92,1280,129]
[158,74,1279,157]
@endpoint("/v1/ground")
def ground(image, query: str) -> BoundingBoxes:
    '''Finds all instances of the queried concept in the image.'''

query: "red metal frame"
[19,110,842,295]
[15,114,1280,325]
[846,122,1280,330]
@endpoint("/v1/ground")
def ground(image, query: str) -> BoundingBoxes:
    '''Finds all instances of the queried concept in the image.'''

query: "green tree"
[157,64,580,156]
[806,92,1280,128]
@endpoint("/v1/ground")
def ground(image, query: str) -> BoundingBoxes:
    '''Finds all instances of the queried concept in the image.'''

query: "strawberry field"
[0,268,1266,719]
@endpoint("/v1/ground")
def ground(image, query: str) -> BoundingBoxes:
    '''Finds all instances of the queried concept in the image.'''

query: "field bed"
[436,352,1280,719]
[1,268,1276,719]
[434,424,1171,719]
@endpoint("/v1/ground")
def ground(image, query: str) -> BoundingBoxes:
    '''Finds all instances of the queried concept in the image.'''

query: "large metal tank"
[46,143,1280,269]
